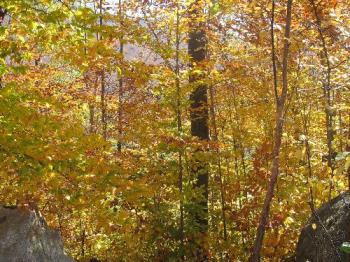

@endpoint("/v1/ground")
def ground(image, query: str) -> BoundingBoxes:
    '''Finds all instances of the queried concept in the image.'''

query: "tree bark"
[188,1,209,260]
[250,0,293,260]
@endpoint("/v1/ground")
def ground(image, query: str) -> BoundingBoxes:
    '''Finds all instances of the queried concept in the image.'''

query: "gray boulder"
[0,205,74,262]
[295,192,350,262]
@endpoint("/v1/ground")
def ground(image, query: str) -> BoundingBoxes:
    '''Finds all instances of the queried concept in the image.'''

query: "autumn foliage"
[0,0,349,261]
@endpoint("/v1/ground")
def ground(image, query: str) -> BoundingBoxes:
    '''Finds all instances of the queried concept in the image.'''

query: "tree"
[1,0,350,260]
[188,0,210,260]
[250,0,293,260]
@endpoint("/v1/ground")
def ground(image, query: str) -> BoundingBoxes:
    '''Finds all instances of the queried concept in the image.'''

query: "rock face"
[295,192,350,262]
[0,205,73,262]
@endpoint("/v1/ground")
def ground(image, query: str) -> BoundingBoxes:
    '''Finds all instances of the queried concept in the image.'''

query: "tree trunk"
[250,0,293,260]
[99,0,107,140]
[0,7,6,89]
[175,3,185,258]
[347,112,350,192]
[188,1,209,260]
[117,0,123,152]
[209,84,227,242]
[309,0,335,200]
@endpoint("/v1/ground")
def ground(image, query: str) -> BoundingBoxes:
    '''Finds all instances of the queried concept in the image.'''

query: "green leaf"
[340,242,350,254]
[211,2,220,15]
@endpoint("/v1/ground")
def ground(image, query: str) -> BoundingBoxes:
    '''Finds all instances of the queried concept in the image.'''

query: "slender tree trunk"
[270,0,278,102]
[117,0,123,152]
[0,7,7,89]
[229,82,250,244]
[99,0,107,140]
[301,101,316,208]
[80,219,85,258]
[101,72,107,139]
[89,103,95,134]
[347,112,350,192]
[206,0,227,244]
[82,8,96,135]
[175,2,185,258]
[305,112,315,202]
[309,0,334,199]
[250,0,293,260]
[339,110,343,152]
[90,76,98,134]
[188,1,209,260]
[209,84,227,242]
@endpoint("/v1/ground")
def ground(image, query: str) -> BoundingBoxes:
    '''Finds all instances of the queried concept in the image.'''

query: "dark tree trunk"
[0,7,6,89]
[188,1,209,261]
[117,0,123,152]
